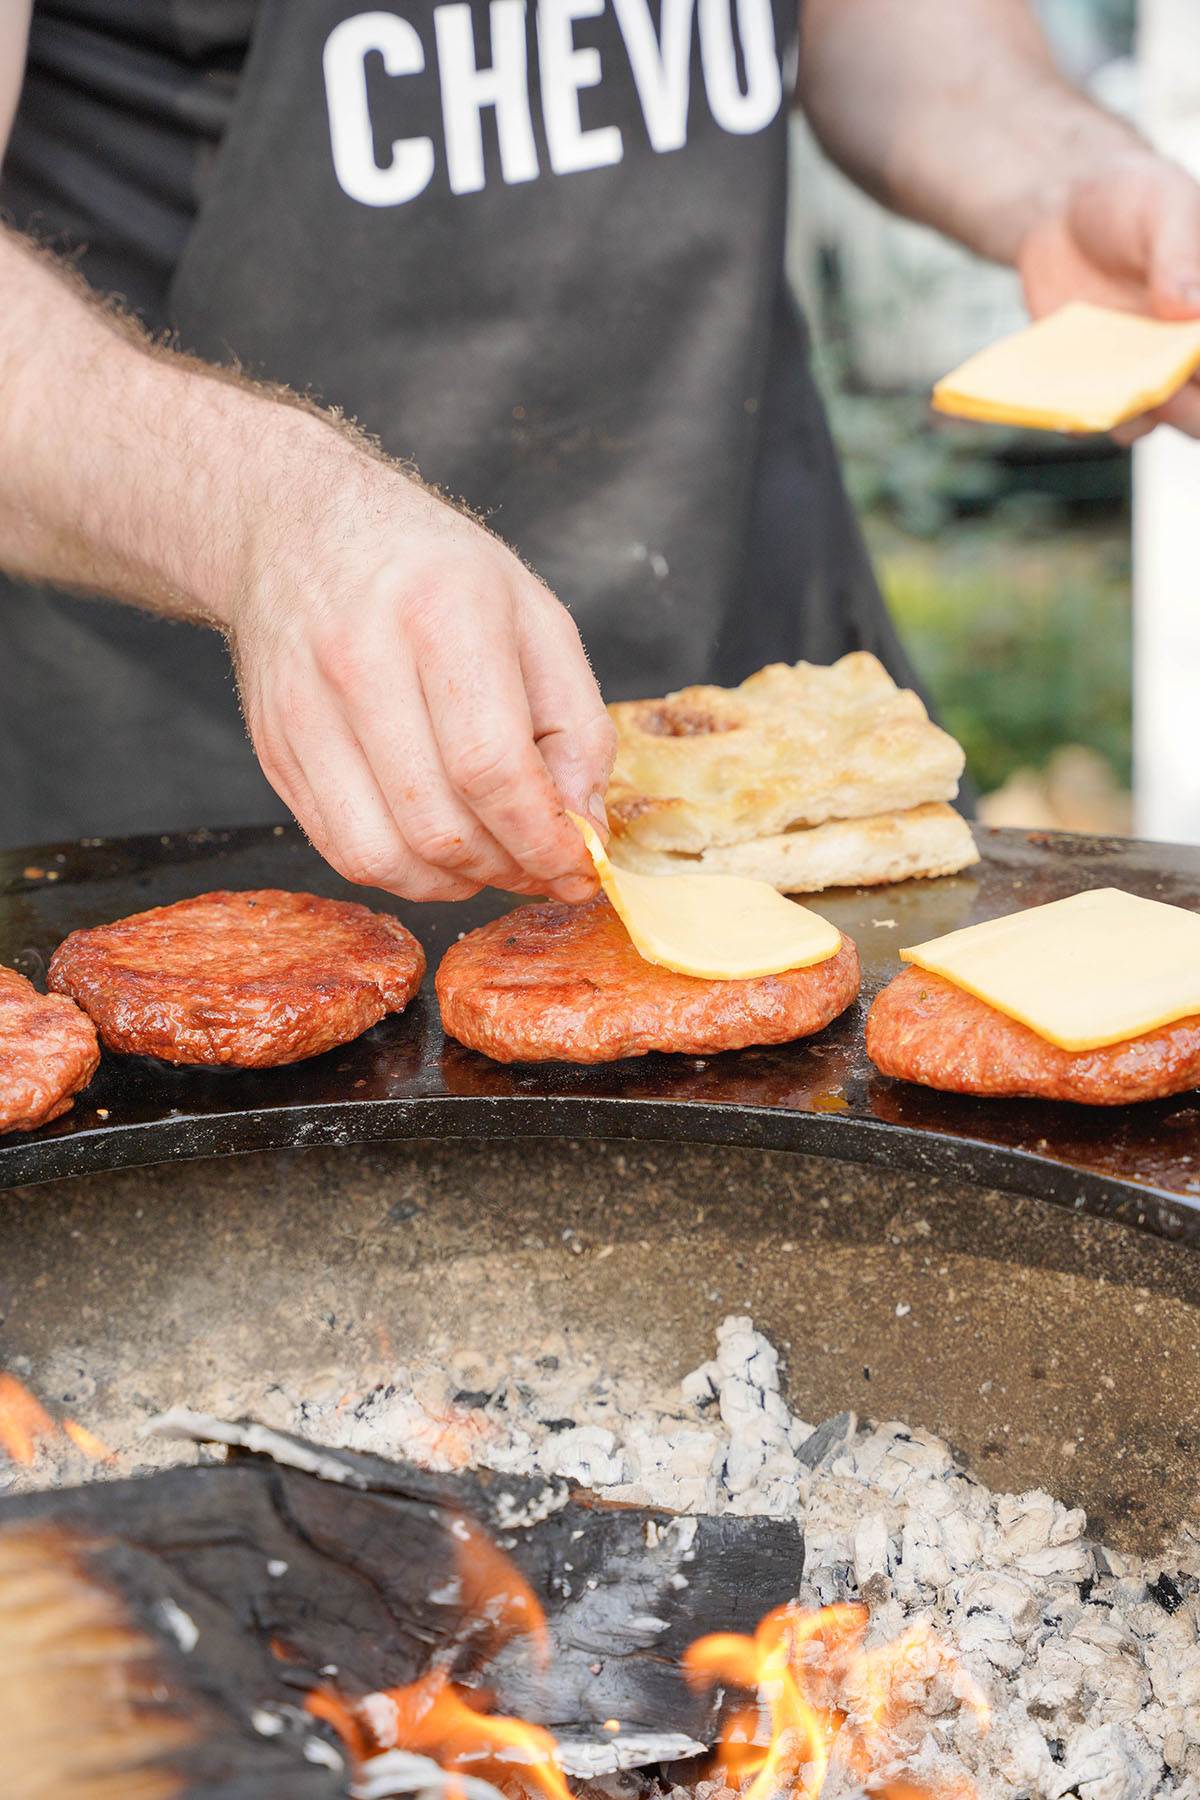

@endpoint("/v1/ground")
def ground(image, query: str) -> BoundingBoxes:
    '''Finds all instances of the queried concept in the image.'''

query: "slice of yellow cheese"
[570,813,841,981]
[901,887,1200,1051]
[932,302,1200,435]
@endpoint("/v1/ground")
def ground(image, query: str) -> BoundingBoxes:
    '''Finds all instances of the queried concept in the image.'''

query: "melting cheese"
[570,814,840,981]
[932,302,1200,434]
[901,888,1200,1051]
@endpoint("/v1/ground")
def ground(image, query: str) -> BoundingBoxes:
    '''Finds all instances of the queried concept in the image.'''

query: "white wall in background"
[1134,0,1200,841]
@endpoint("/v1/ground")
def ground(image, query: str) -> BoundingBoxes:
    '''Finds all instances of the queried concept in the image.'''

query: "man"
[1,1,1198,903]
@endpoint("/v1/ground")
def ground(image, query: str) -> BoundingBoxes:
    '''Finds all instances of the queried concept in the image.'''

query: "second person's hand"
[1018,150,1200,444]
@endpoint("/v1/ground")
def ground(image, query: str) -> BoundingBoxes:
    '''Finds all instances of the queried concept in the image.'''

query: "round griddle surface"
[2,823,1200,1243]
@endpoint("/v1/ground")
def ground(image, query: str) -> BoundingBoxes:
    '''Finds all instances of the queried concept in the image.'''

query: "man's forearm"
[0,227,358,626]
[799,0,1144,266]
[0,225,612,902]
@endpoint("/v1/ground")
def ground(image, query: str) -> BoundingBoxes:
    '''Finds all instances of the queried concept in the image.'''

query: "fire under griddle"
[4,1310,1198,1798]
[2,822,1200,1241]
[2,1424,805,1797]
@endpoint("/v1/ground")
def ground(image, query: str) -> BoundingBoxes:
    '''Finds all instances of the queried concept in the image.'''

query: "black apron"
[0,0,917,848]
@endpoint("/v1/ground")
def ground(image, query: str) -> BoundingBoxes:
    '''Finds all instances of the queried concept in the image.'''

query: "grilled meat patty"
[49,890,425,1067]
[867,966,1200,1105]
[0,966,100,1134]
[437,894,860,1064]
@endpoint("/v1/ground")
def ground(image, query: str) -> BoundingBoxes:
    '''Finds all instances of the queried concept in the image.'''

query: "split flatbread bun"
[609,802,975,892]
[606,654,978,892]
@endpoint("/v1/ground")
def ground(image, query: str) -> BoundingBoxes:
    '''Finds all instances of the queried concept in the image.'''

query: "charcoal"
[1149,1572,1185,1615]
[796,1411,857,1470]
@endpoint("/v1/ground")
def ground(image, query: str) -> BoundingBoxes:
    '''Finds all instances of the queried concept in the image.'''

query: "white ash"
[351,1749,506,1800]
[554,1733,708,1777]
[679,1316,812,1515]
[153,1595,199,1654]
[147,1408,379,1487]
[275,1315,1199,1800]
[304,1736,346,1772]
[251,1708,287,1737]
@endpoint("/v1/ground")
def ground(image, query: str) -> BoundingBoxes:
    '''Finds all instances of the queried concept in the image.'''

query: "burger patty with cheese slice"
[866,968,1200,1105]
[867,887,1200,1105]
[437,896,861,1064]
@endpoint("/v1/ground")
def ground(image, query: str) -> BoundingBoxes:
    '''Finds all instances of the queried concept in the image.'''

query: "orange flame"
[307,1685,373,1762]
[0,1373,56,1464]
[686,1602,988,1800]
[359,1668,571,1800]
[0,1373,112,1465]
[61,1418,114,1461]
[306,1501,986,1800]
[308,1508,562,1789]
[686,1604,866,1799]
[308,1667,572,1800]
[449,1512,550,1668]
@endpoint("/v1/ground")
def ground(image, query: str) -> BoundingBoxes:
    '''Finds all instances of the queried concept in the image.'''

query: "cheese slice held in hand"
[571,813,841,980]
[901,888,1200,1051]
[933,302,1200,434]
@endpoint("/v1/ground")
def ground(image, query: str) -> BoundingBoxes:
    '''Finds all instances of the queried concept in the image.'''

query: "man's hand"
[230,442,614,902]
[0,225,612,901]
[1017,154,1200,442]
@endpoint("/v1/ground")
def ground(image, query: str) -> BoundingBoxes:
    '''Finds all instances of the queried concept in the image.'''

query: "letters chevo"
[322,0,785,205]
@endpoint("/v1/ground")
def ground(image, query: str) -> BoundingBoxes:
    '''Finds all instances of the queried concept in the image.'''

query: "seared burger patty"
[437,894,860,1064]
[49,890,425,1068]
[0,966,100,1134]
[867,967,1200,1105]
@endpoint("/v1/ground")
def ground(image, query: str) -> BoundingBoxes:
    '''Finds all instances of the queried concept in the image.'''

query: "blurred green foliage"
[874,518,1133,795]
[825,387,1134,795]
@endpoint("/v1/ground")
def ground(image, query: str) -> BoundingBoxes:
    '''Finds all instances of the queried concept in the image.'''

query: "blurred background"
[788,0,1200,841]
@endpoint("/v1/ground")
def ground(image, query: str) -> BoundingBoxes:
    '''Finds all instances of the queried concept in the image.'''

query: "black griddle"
[3,822,1200,1244]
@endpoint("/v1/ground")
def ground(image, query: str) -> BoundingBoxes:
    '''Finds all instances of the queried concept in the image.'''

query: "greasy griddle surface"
[2,824,1199,1241]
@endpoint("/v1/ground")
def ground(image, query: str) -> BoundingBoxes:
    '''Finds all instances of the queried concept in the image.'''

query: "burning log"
[0,1415,804,1800]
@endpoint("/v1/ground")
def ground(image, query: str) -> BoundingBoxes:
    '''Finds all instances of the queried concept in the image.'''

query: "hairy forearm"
[0,228,610,904]
[799,0,1145,266]
[0,227,366,626]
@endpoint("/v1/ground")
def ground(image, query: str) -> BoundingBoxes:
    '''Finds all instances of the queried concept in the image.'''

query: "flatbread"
[607,653,966,853]
[609,802,979,894]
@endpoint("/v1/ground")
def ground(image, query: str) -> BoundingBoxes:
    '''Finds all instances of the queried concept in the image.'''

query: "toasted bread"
[607,653,967,855]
